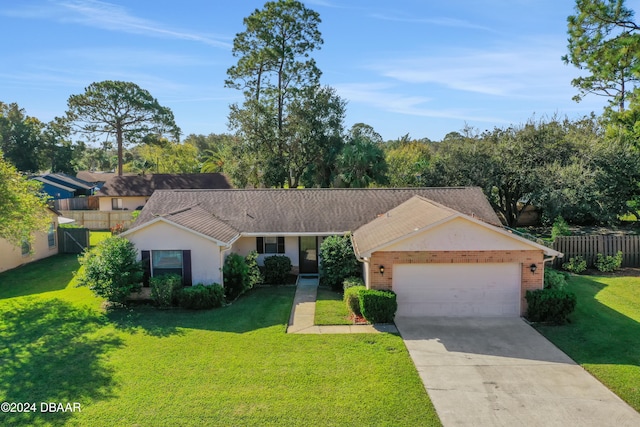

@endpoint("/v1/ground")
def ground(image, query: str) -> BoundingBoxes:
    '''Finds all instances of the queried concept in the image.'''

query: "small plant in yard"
[525,288,576,324]
[343,276,364,291]
[222,253,249,301]
[358,289,397,323]
[551,215,571,241]
[76,236,142,306]
[150,273,183,308]
[319,234,361,291]
[595,251,623,273]
[110,222,126,235]
[544,268,569,290]
[344,285,366,316]
[563,255,587,274]
[263,255,292,285]
[245,250,263,287]
[177,283,225,309]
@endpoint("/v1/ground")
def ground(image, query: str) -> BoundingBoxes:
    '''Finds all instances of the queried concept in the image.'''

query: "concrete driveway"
[395,317,640,427]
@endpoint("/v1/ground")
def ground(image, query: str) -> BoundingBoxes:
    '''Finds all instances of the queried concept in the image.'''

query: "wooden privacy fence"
[53,196,99,211]
[553,235,640,268]
[60,210,134,230]
[57,228,90,254]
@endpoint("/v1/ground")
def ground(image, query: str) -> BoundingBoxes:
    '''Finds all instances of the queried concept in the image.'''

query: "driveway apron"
[395,316,640,427]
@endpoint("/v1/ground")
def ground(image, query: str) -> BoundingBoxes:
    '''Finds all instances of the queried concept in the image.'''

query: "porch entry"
[299,236,318,274]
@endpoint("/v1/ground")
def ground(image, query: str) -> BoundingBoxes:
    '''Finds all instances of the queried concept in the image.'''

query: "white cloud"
[334,82,504,123]
[3,0,231,48]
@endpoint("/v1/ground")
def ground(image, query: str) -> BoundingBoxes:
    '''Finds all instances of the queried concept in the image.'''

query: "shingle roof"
[96,173,233,197]
[32,176,77,192]
[76,171,134,183]
[157,205,239,244]
[43,173,94,190]
[352,196,459,256]
[132,187,501,243]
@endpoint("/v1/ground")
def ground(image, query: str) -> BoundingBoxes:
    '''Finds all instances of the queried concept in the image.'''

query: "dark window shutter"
[277,237,285,254]
[256,237,264,254]
[182,250,192,286]
[141,250,151,287]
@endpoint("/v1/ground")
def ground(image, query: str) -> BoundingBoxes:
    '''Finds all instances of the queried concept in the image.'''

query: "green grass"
[90,231,112,247]
[0,257,439,426]
[535,275,640,411]
[314,286,352,325]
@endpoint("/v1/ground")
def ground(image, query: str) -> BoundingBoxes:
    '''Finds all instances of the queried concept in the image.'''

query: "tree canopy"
[66,81,181,176]
[0,151,51,247]
[564,0,640,111]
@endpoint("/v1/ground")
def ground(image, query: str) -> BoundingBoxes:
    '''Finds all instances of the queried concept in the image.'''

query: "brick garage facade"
[367,250,545,316]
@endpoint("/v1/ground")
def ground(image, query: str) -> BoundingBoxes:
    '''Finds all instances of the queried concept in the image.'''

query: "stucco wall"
[231,236,300,267]
[126,220,223,284]
[99,196,147,211]
[0,214,59,273]
[383,217,534,252]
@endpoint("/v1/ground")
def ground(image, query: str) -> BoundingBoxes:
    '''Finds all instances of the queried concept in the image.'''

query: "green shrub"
[344,285,366,316]
[223,253,249,301]
[595,251,623,272]
[358,289,397,323]
[76,236,142,306]
[562,255,587,274]
[319,234,361,291]
[343,276,364,291]
[245,250,263,287]
[544,268,568,290]
[525,288,577,324]
[551,216,571,241]
[150,273,183,308]
[177,284,225,310]
[263,255,292,285]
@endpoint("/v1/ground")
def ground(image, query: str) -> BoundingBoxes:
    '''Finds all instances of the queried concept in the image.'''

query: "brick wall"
[367,250,545,315]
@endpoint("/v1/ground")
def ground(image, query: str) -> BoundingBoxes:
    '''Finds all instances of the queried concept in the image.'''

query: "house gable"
[382,216,538,252]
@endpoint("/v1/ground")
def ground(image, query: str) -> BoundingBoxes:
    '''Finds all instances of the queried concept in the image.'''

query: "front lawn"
[0,256,439,426]
[535,275,640,411]
[314,286,352,325]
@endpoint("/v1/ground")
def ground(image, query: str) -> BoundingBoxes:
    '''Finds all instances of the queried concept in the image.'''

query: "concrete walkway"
[395,316,640,427]
[286,276,398,334]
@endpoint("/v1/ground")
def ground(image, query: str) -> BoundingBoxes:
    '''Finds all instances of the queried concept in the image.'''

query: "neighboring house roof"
[126,187,502,244]
[32,176,77,193]
[96,173,233,197]
[352,195,559,258]
[76,171,134,184]
[42,173,94,191]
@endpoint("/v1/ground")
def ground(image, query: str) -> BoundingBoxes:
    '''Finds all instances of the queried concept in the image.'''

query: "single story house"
[122,187,560,317]
[95,173,233,211]
[0,208,66,273]
[76,171,135,191]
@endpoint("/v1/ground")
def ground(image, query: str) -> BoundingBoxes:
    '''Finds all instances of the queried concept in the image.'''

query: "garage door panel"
[393,263,521,317]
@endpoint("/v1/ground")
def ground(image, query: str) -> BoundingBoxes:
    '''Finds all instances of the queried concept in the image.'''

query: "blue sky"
[0,0,629,142]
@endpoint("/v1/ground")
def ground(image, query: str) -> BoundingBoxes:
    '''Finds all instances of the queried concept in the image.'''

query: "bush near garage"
[358,289,397,323]
[319,234,361,291]
[343,276,364,291]
[544,268,569,290]
[563,255,587,274]
[525,288,577,324]
[344,285,366,316]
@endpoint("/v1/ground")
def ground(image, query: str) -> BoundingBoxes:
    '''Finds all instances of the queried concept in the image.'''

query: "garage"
[392,263,522,317]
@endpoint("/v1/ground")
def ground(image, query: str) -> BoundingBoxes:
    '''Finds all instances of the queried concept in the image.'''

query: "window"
[256,236,285,254]
[112,198,123,210]
[48,222,56,248]
[152,250,183,277]
[21,239,30,256]
[141,250,192,287]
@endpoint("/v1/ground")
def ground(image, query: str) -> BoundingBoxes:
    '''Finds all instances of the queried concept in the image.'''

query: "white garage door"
[393,263,521,317]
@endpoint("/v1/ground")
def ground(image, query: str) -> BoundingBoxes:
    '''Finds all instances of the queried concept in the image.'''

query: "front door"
[299,236,318,274]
